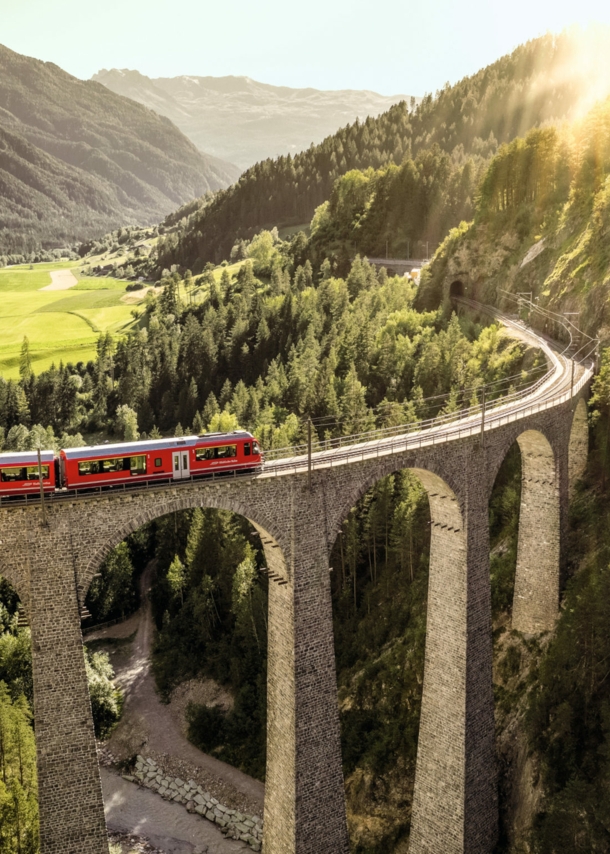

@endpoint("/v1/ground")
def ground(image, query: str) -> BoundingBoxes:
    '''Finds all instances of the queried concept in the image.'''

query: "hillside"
[155,27,610,273]
[0,44,240,254]
[407,91,610,850]
[92,69,413,171]
[416,94,610,339]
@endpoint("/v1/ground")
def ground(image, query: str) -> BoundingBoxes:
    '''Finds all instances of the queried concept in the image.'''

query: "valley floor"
[102,768,247,854]
[90,563,263,852]
[0,261,139,377]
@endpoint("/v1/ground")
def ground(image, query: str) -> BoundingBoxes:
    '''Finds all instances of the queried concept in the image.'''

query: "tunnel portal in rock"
[449,280,465,299]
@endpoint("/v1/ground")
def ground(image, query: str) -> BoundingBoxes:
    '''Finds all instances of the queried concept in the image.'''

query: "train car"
[60,431,262,490]
[0,450,56,496]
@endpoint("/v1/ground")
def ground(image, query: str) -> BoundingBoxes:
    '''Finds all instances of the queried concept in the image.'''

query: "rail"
[262,297,597,465]
[0,298,597,509]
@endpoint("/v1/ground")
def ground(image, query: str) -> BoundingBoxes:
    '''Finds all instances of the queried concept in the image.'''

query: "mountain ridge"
[0,44,240,253]
[92,68,414,169]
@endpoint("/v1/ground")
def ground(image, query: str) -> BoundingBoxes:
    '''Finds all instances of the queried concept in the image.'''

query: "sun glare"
[543,25,610,121]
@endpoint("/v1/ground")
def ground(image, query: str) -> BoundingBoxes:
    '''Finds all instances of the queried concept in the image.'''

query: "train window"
[101,458,125,473]
[217,445,237,458]
[195,445,237,461]
[78,458,128,476]
[1,467,27,482]
[253,441,261,455]
[26,466,49,480]
[155,458,163,468]
[0,465,50,481]
[130,456,147,476]
[244,443,251,456]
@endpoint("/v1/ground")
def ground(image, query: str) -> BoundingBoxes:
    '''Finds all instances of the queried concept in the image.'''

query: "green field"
[0,263,141,378]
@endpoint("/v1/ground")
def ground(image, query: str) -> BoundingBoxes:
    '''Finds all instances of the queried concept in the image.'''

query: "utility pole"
[596,342,601,374]
[307,418,312,492]
[37,448,47,527]
[480,385,486,445]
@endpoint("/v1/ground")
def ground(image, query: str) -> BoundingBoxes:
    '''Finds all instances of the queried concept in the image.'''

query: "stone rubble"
[125,755,263,852]
[108,829,168,853]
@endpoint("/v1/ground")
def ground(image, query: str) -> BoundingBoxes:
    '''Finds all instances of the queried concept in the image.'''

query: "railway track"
[0,298,596,509]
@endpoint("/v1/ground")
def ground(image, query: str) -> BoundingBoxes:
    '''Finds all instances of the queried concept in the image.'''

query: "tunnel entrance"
[449,280,465,299]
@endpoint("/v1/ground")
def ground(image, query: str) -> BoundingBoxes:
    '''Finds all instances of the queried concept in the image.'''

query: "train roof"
[60,432,254,460]
[0,450,55,466]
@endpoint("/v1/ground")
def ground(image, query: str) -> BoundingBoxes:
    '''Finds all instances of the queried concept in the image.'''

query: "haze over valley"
[0,44,240,254]
[92,69,414,170]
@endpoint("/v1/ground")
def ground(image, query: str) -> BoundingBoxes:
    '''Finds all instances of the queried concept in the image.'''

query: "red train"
[0,432,262,498]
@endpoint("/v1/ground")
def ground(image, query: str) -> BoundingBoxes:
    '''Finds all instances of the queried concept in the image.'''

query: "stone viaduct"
[0,306,593,854]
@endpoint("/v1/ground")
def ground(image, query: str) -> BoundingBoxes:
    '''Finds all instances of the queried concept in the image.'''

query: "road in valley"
[40,268,78,291]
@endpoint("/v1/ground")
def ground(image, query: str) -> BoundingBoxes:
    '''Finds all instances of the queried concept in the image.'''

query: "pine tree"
[219,380,233,410]
[167,555,187,606]
[0,685,38,854]
[18,338,32,384]
[202,392,220,427]
[115,405,139,442]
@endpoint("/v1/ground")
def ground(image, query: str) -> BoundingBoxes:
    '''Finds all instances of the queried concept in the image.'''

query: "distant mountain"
[0,44,241,254]
[92,69,414,170]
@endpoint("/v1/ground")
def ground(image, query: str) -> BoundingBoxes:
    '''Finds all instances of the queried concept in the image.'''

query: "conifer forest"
[3,19,610,854]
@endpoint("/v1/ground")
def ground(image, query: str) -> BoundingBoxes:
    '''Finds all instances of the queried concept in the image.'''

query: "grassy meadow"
[0,262,141,378]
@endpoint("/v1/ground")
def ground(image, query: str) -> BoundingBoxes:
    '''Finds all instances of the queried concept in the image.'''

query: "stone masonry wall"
[512,430,561,634]
[568,398,589,499]
[0,386,588,854]
[25,525,108,854]
[408,469,469,854]
[260,529,296,853]
[126,754,263,849]
[320,446,498,854]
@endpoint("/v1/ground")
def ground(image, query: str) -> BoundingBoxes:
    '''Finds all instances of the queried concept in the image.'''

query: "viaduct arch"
[0,329,592,854]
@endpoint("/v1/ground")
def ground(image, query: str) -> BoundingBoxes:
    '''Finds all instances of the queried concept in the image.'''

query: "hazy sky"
[2,0,610,95]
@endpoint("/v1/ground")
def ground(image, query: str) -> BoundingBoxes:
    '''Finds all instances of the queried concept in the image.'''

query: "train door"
[172,450,190,480]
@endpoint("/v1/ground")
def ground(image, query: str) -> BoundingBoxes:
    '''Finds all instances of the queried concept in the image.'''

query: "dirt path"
[96,564,264,817]
[40,268,78,291]
[102,768,248,854]
[121,286,154,304]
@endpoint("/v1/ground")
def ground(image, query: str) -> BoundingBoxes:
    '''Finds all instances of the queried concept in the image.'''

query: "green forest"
[4,23,610,854]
